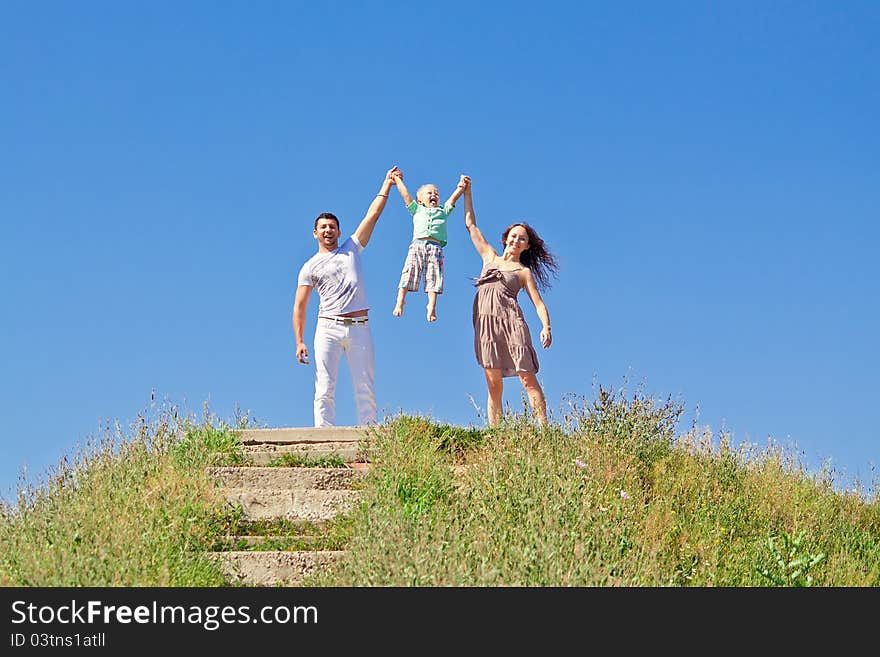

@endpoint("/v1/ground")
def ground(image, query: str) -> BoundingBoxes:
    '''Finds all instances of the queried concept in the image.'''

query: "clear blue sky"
[2,1,878,498]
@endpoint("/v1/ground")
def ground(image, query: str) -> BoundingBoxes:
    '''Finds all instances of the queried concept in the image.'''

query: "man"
[292,166,398,427]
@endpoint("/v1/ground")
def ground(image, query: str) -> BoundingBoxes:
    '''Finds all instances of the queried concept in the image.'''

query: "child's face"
[417,185,440,207]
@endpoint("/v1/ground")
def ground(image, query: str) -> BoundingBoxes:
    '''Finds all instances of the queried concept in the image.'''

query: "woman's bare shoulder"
[517,266,536,284]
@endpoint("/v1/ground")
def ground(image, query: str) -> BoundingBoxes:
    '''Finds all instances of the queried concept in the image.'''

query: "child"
[391,171,469,321]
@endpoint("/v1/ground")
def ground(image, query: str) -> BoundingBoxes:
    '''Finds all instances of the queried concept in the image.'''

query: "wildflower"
[574,458,586,469]
[620,490,630,500]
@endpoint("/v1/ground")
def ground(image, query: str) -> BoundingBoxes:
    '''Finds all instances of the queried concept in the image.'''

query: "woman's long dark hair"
[501,222,559,290]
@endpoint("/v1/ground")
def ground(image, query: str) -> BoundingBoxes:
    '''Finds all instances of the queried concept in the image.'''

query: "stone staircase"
[208,426,369,586]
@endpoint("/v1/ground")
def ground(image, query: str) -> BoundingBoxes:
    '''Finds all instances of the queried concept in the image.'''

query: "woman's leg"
[517,371,547,426]
[483,368,504,426]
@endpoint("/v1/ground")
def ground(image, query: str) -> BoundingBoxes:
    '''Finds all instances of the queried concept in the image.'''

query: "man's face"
[314,219,340,249]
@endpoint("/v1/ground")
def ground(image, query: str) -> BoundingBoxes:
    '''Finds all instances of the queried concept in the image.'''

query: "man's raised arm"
[354,166,398,248]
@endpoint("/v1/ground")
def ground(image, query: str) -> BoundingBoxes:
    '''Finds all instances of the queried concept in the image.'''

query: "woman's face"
[504,225,530,256]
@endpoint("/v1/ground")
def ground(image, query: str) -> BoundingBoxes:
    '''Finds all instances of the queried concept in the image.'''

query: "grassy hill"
[2,388,878,586]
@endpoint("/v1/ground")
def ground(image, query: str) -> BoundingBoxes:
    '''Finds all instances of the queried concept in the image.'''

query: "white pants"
[313,317,377,427]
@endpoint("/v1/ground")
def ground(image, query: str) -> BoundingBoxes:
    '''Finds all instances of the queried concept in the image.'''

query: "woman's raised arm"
[463,180,495,262]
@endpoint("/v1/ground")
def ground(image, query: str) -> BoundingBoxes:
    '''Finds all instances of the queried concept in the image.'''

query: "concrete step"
[215,535,324,549]
[207,426,369,586]
[223,488,360,521]
[236,426,365,445]
[241,445,363,466]
[210,466,363,490]
[227,518,330,534]
[213,550,345,586]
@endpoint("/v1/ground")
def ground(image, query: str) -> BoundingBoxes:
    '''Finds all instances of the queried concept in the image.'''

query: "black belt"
[320,316,369,325]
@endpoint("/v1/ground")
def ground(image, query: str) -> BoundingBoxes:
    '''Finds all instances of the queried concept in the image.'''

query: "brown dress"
[472,260,539,377]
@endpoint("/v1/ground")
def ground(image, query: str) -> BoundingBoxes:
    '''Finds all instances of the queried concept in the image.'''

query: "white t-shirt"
[296,235,370,317]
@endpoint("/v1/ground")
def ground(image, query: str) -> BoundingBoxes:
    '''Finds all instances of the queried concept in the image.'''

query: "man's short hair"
[314,212,340,230]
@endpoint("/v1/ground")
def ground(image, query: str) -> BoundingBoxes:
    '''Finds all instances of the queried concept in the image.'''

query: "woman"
[462,177,558,426]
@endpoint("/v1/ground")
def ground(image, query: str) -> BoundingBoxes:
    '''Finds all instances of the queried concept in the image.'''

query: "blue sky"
[2,1,878,498]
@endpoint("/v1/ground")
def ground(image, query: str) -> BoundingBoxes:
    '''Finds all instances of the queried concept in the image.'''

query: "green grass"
[313,389,880,586]
[211,516,354,552]
[0,405,245,586]
[265,453,349,468]
[2,388,878,586]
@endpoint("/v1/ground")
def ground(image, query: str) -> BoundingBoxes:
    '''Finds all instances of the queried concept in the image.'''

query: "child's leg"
[394,242,423,317]
[424,244,444,322]
[426,291,438,322]
[393,288,408,316]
